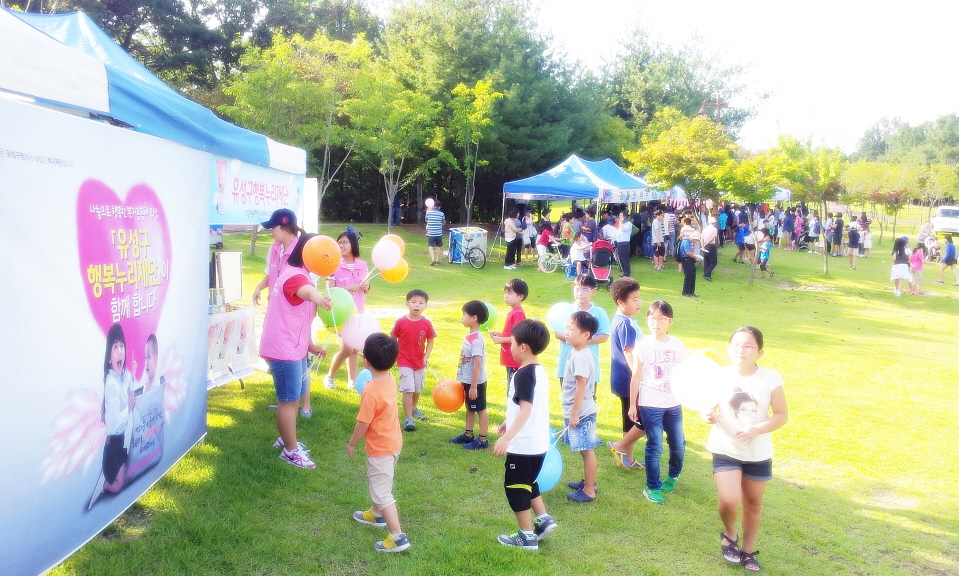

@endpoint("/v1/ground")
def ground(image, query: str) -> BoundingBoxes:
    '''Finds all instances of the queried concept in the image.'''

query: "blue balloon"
[355,369,373,394]
[536,444,563,492]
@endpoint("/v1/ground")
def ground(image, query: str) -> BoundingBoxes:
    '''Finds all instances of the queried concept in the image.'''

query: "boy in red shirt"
[489,278,529,382]
[348,333,409,552]
[391,289,436,432]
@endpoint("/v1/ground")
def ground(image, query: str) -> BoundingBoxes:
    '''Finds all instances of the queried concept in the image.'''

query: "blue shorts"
[267,358,308,402]
[712,453,773,482]
[563,412,601,452]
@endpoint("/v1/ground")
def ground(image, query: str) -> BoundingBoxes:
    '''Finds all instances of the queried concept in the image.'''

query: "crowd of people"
[253,207,790,571]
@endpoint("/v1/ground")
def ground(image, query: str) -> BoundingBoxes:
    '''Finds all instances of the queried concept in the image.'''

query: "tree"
[717,149,792,206]
[347,59,439,232]
[447,79,503,225]
[623,108,735,202]
[222,33,371,222]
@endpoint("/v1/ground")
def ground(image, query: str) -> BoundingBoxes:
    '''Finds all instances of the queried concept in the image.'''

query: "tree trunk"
[249,228,258,256]
[416,174,423,225]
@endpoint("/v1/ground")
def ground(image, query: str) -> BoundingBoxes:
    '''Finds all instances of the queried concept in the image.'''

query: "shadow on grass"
[59,374,959,576]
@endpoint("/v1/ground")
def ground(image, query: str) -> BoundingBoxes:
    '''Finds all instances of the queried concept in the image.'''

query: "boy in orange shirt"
[348,333,409,552]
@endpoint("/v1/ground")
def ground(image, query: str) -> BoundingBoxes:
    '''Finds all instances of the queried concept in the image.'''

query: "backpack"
[812,221,821,235]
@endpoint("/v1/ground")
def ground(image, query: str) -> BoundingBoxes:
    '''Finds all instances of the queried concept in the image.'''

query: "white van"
[932,206,959,237]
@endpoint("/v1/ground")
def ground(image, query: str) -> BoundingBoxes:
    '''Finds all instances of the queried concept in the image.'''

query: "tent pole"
[489,192,507,260]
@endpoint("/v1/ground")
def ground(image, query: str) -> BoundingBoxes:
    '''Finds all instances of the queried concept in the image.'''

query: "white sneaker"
[347,380,356,390]
[279,447,316,469]
[323,376,335,389]
[273,437,309,452]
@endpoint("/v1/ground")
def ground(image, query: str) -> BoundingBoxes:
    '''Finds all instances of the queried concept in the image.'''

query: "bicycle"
[448,236,487,269]
[540,248,571,274]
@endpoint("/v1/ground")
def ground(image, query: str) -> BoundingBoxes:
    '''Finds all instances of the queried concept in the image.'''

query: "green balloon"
[317,287,356,329]
[481,301,498,331]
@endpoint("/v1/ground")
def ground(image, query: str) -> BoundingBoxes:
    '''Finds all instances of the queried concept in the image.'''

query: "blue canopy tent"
[0,9,305,174]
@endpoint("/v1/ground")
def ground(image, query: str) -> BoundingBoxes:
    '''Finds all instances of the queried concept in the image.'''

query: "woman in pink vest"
[252,208,300,306]
[323,230,370,389]
[260,233,332,469]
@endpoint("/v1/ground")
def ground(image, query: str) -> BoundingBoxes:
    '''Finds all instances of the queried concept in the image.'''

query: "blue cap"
[261,208,296,229]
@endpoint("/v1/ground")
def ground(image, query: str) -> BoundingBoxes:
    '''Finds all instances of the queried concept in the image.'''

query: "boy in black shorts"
[450,301,489,450]
[493,319,556,550]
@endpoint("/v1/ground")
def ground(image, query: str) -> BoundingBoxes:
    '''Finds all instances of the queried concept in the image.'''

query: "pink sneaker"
[280,447,316,469]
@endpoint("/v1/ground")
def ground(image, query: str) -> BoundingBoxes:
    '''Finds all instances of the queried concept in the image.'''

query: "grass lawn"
[52,207,959,576]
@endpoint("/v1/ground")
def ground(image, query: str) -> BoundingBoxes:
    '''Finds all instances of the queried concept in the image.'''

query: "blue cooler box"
[448,227,488,264]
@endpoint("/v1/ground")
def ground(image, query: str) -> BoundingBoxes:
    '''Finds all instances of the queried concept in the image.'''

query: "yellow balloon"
[701,348,726,366]
[381,258,409,283]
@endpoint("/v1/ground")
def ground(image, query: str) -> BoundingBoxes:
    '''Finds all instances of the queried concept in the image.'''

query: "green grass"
[52,208,959,576]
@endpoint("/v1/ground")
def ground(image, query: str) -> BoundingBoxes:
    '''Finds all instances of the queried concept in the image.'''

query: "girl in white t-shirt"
[704,326,788,573]
[569,231,590,276]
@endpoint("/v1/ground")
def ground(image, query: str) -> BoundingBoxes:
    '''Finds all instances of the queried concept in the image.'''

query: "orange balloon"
[432,379,465,413]
[383,233,406,256]
[381,258,409,283]
[302,235,341,277]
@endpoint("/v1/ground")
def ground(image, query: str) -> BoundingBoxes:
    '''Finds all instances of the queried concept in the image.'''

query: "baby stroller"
[590,239,616,290]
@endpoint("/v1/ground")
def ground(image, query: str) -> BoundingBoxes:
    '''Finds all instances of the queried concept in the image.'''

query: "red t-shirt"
[391,316,437,370]
[499,306,526,368]
[282,274,312,306]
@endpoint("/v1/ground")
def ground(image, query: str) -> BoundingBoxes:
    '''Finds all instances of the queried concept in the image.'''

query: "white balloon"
[371,240,402,271]
[670,351,724,412]
[425,198,435,208]
[341,313,382,351]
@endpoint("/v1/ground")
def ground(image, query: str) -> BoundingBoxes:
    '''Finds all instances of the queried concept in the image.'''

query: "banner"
[0,98,209,576]
[209,154,305,227]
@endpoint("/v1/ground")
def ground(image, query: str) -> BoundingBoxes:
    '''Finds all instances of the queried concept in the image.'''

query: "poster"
[209,153,305,226]
[0,98,209,576]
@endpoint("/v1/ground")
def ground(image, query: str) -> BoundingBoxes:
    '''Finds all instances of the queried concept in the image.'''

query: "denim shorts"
[563,412,601,452]
[267,358,308,402]
[712,453,773,482]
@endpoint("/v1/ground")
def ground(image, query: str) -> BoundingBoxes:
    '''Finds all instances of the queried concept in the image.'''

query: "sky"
[536,0,959,153]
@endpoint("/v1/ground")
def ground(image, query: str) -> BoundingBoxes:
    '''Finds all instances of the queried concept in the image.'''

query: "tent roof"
[0,9,305,174]
[503,154,644,202]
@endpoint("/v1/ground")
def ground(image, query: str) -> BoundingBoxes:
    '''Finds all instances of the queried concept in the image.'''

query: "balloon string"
[361,268,379,284]
[426,365,439,381]
[551,426,568,446]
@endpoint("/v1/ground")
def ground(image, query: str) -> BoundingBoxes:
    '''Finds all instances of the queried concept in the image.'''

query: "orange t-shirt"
[357,373,402,457]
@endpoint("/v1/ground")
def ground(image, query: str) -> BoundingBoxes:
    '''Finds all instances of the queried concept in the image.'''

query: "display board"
[0,98,209,576]
[209,154,306,227]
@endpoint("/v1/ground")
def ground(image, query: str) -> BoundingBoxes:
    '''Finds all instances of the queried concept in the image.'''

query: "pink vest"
[266,236,299,290]
[260,265,316,361]
[330,258,369,313]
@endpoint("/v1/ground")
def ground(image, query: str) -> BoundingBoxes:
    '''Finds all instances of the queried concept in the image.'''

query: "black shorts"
[462,382,487,412]
[712,453,773,481]
[504,452,545,512]
[944,256,957,266]
[745,243,755,251]
[653,243,665,257]
[619,396,644,433]
[427,236,443,248]
[103,434,127,483]
[736,242,746,251]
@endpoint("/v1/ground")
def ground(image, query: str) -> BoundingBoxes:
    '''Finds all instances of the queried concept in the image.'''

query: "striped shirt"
[425,209,445,237]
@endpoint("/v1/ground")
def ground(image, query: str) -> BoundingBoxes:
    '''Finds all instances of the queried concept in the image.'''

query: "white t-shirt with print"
[706,365,784,462]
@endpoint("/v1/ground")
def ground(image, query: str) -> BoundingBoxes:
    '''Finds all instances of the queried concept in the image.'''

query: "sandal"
[741,550,761,572]
[720,531,741,563]
[607,441,633,470]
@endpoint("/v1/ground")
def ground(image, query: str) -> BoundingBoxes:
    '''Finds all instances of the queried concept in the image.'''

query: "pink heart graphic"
[77,180,171,381]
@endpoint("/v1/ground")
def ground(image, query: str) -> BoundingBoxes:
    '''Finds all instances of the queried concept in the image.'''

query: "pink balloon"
[340,313,382,351]
[425,198,435,208]
[371,239,402,271]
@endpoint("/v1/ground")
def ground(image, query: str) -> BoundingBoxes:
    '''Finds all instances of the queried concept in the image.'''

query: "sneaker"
[412,408,428,421]
[661,476,679,493]
[463,438,489,450]
[375,532,411,553]
[643,487,665,504]
[353,508,387,527]
[497,530,538,550]
[347,380,356,390]
[323,376,336,390]
[279,447,315,469]
[566,488,596,503]
[566,479,599,493]
[273,437,309,452]
[533,515,558,541]
[450,432,474,444]
[403,417,416,432]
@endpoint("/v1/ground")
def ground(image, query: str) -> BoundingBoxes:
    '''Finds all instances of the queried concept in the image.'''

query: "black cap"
[261,208,297,229]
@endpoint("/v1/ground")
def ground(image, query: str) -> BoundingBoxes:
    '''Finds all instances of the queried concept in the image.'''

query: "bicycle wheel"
[447,242,455,264]
[467,247,486,269]
[542,254,559,273]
